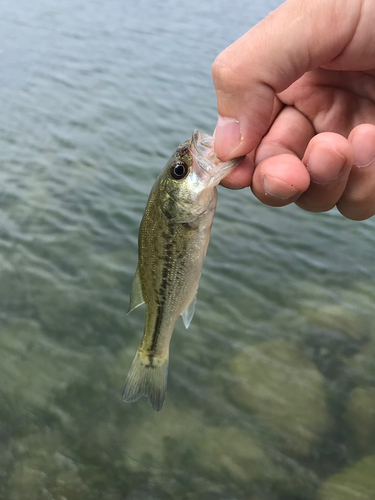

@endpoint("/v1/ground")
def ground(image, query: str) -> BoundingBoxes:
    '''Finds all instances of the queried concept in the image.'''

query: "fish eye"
[170,161,188,180]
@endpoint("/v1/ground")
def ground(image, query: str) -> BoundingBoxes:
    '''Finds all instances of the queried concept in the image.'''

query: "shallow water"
[1,0,375,499]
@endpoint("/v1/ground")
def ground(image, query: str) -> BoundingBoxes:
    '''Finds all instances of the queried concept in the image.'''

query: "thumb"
[212,0,363,160]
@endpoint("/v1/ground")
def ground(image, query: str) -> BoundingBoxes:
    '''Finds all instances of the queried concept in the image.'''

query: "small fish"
[123,130,244,411]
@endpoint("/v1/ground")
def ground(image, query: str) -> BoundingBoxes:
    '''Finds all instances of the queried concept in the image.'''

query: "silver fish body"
[123,130,244,411]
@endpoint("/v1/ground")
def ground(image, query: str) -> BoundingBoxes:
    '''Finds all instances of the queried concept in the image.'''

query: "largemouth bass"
[123,130,244,411]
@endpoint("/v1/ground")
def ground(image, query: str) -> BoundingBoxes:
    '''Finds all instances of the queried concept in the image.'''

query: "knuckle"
[212,50,243,93]
[212,53,231,87]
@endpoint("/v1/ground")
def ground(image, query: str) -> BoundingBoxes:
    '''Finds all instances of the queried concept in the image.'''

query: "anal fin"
[181,291,197,329]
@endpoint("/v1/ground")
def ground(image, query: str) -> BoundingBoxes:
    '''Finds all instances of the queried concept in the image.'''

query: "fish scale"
[123,130,244,411]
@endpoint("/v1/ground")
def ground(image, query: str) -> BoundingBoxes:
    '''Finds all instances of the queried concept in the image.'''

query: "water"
[0,0,375,499]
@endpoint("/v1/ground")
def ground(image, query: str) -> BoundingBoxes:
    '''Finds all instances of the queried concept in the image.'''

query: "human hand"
[212,0,375,220]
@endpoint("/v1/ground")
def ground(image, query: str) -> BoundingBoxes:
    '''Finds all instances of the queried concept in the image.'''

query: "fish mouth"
[190,130,245,183]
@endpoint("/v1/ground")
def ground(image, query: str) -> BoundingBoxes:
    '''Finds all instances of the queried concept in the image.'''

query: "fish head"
[158,130,244,220]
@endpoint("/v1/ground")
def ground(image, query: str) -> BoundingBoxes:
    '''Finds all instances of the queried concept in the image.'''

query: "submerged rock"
[230,339,329,455]
[305,304,370,342]
[0,319,89,408]
[345,387,375,454]
[124,404,206,466]
[344,338,375,386]
[199,426,272,483]
[8,430,90,500]
[124,404,273,489]
[318,455,375,500]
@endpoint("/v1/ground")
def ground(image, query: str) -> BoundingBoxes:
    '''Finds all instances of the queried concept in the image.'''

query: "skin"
[212,0,375,220]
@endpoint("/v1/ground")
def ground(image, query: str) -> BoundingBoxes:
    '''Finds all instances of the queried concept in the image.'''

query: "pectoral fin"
[128,267,144,314]
[181,292,197,329]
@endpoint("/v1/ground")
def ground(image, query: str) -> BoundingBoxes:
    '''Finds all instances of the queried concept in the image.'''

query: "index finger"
[212,0,363,160]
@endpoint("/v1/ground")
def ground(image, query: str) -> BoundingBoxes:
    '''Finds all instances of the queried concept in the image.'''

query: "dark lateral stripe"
[148,222,175,360]
[149,303,163,363]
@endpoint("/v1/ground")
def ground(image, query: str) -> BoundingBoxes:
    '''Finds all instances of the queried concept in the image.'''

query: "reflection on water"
[0,0,375,498]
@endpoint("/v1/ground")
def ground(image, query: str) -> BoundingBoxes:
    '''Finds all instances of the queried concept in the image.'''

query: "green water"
[0,0,375,498]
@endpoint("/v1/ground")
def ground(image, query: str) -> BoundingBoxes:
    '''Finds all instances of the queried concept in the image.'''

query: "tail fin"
[122,350,169,412]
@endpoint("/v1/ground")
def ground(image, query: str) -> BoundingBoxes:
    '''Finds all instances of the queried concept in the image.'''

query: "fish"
[123,130,244,411]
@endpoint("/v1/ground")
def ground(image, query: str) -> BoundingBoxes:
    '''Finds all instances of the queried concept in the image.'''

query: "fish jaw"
[189,130,245,187]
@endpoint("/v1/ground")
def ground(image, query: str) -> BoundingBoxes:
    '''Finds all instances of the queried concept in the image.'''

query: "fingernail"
[307,147,346,184]
[352,139,375,168]
[214,116,241,158]
[263,176,300,199]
